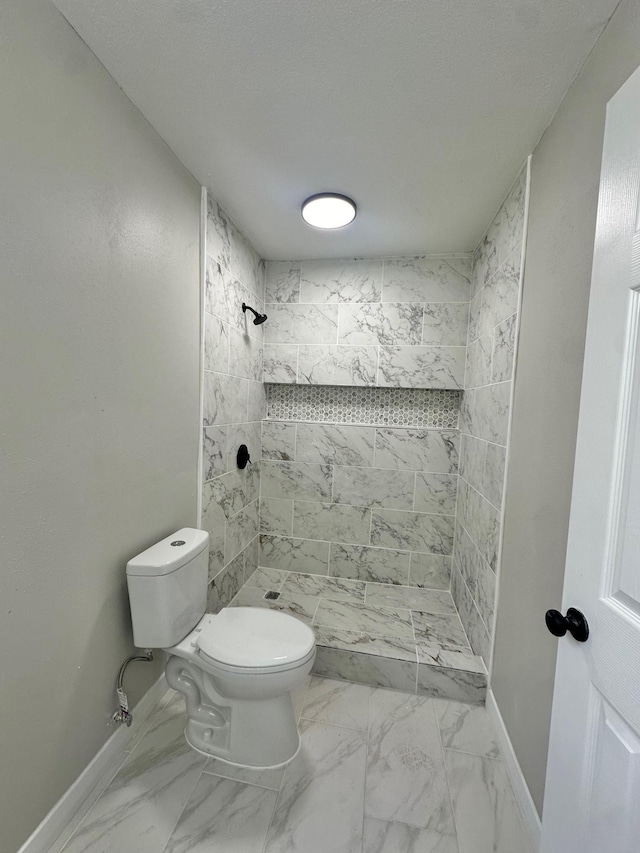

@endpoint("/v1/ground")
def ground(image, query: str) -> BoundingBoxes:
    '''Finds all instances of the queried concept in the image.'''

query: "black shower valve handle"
[237,444,251,469]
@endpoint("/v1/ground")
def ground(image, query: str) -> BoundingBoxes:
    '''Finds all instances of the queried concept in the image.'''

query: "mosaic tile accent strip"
[265,384,460,428]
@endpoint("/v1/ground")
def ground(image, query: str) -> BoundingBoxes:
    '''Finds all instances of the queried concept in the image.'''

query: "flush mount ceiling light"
[301,193,357,229]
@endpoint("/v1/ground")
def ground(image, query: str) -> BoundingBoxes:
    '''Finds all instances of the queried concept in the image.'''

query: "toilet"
[126,527,316,768]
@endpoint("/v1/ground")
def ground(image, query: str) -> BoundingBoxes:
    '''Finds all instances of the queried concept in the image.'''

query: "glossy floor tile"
[445,750,525,853]
[366,689,455,833]
[60,696,207,853]
[233,569,487,701]
[164,774,277,853]
[57,679,532,853]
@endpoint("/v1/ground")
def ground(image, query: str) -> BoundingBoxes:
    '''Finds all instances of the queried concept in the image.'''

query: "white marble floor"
[55,678,532,853]
[231,567,487,701]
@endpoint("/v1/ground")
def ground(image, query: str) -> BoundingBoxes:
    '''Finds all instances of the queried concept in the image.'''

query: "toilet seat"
[196,606,315,671]
[197,645,316,676]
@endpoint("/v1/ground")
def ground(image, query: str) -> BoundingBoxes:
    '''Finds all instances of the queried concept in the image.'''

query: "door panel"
[586,696,640,853]
[541,63,640,852]
[612,293,640,608]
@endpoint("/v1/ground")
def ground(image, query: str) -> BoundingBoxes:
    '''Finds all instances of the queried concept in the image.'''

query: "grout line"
[411,470,418,513]
[442,745,503,762]
[261,779,282,853]
[200,766,286,789]
[434,701,461,844]
[157,757,208,853]
[298,715,366,733]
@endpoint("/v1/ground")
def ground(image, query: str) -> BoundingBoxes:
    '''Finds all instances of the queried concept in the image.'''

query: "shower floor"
[229,568,487,703]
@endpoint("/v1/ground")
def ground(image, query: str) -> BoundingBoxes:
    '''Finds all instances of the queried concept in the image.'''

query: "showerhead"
[242,303,268,326]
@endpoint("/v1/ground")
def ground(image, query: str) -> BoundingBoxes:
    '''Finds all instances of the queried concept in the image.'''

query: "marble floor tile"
[230,585,319,624]
[314,598,414,638]
[124,688,178,756]
[366,583,456,613]
[163,774,277,853]
[363,817,459,853]
[314,626,417,662]
[61,703,206,853]
[313,646,417,692]
[244,566,289,592]
[411,610,471,650]
[444,750,529,853]
[263,719,367,853]
[56,674,524,853]
[49,753,131,853]
[365,690,455,833]
[434,700,500,758]
[291,675,311,721]
[280,571,366,602]
[202,756,285,790]
[301,675,372,730]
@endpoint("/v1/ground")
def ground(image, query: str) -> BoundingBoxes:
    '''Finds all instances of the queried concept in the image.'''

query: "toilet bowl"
[126,529,315,768]
[165,608,315,767]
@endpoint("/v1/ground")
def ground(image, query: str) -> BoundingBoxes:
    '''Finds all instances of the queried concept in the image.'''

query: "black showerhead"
[242,303,268,326]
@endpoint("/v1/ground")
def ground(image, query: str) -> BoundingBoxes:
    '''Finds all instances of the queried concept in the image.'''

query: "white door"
[540,65,640,853]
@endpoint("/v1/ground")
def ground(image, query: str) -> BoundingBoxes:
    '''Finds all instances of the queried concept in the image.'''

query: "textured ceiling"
[52,0,618,259]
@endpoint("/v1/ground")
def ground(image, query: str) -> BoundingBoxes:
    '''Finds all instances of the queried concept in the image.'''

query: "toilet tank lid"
[126,528,209,577]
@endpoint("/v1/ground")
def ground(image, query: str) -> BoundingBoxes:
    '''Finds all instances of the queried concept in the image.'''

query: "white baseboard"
[486,688,541,852]
[18,674,169,853]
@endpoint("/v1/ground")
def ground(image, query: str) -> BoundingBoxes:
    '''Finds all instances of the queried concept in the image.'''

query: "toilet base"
[165,654,306,767]
[184,729,302,769]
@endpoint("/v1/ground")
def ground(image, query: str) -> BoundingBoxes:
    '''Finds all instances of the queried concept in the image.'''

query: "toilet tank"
[126,528,209,648]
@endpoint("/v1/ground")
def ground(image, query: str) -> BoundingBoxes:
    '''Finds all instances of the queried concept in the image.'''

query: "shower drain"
[396,745,436,773]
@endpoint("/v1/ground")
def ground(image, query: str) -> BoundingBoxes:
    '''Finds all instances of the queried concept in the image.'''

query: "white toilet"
[126,527,315,768]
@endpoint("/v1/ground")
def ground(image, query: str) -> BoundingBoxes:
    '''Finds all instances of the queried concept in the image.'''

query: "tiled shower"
[201,165,527,701]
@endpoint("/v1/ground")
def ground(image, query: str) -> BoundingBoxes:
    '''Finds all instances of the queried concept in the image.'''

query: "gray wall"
[0,2,201,849]
[492,0,640,817]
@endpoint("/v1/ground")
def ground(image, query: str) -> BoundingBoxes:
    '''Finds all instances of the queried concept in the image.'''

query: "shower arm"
[241,303,268,325]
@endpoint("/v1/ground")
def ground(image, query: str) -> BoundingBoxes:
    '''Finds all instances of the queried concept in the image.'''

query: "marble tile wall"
[201,193,265,610]
[453,164,528,664]
[260,419,459,590]
[263,256,471,389]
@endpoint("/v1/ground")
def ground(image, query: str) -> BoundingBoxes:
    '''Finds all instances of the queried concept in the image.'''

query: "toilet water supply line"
[111,649,154,727]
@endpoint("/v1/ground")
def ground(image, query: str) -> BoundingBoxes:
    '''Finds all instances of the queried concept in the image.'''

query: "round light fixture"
[301,193,357,229]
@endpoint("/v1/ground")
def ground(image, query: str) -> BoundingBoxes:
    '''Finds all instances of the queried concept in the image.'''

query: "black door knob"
[545,608,589,643]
